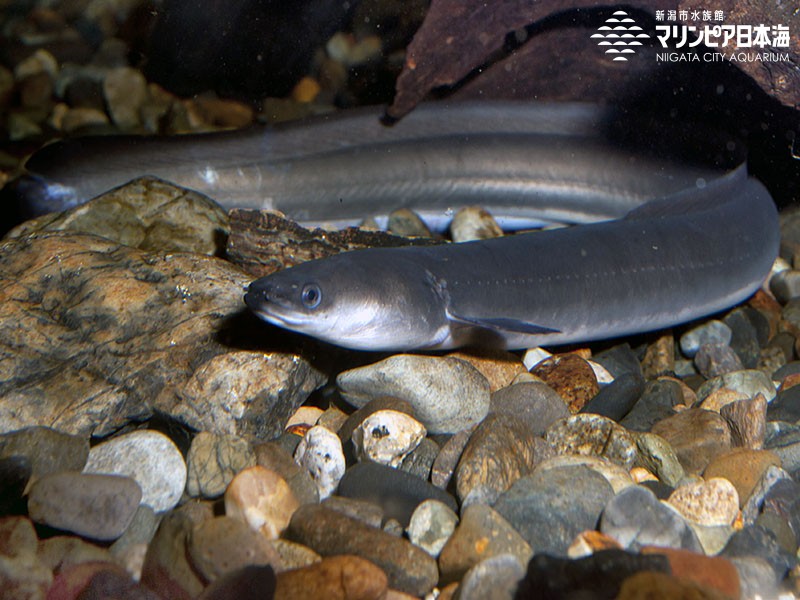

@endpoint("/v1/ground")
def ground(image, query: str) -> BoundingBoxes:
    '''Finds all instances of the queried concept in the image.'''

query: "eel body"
[18,102,780,350]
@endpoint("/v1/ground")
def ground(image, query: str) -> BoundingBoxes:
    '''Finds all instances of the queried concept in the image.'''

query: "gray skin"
[19,102,779,351]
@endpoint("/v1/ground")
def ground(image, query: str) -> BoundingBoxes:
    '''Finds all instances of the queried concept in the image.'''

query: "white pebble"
[352,410,426,467]
[294,426,345,500]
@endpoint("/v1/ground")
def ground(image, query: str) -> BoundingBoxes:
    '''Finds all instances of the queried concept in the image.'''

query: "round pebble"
[337,355,490,434]
[351,409,426,467]
[407,499,459,557]
[490,382,570,436]
[224,466,299,539]
[449,206,503,242]
[294,425,346,500]
[650,408,732,474]
[530,353,599,413]
[666,477,740,526]
[28,472,141,541]
[83,429,186,513]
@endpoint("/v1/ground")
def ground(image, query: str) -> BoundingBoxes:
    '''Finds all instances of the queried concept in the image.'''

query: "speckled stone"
[407,499,459,557]
[294,426,345,501]
[494,465,614,556]
[186,432,256,499]
[188,515,282,582]
[438,503,532,584]
[530,353,599,413]
[351,410,426,467]
[694,343,744,379]
[337,355,490,434]
[703,448,781,507]
[679,320,732,357]
[698,387,749,412]
[83,429,186,513]
[274,555,387,600]
[455,412,541,505]
[286,504,438,596]
[337,397,417,447]
[666,478,740,526]
[28,472,141,541]
[430,428,473,490]
[446,348,527,392]
[600,485,703,552]
[545,414,637,470]
[449,206,504,242]
[650,409,732,474]
[489,382,570,436]
[642,333,676,379]
[720,393,767,450]
[696,369,776,404]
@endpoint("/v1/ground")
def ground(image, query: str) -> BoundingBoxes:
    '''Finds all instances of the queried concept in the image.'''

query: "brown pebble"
[531,353,599,413]
[651,409,732,474]
[446,349,527,393]
[698,387,749,413]
[641,547,740,599]
[703,448,781,507]
[719,393,767,450]
[642,333,675,379]
[275,555,388,600]
[617,570,731,599]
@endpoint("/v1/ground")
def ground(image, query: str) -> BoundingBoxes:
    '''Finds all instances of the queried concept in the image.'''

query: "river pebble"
[724,307,762,368]
[275,555,387,600]
[767,383,800,423]
[579,372,644,421]
[494,465,614,555]
[337,355,490,434]
[338,461,457,526]
[109,504,160,581]
[730,556,780,600]
[694,342,744,378]
[545,413,637,470]
[399,437,439,480]
[642,546,741,598]
[720,393,767,449]
[530,353,599,413]
[186,432,256,499]
[534,454,634,494]
[286,504,438,596]
[600,485,703,552]
[0,426,89,483]
[438,503,531,584]
[187,515,282,582]
[456,553,526,600]
[489,381,570,435]
[254,441,320,505]
[351,409,426,467]
[633,431,686,487]
[294,425,345,500]
[28,472,141,541]
[720,525,796,580]
[224,466,299,539]
[696,369,777,404]
[704,448,780,507]
[430,427,473,489]
[83,429,186,513]
[679,319,732,357]
[650,408,732,474]
[620,379,683,432]
[666,477,739,526]
[449,206,504,242]
[197,565,276,600]
[406,499,459,557]
[446,348,528,392]
[762,478,800,546]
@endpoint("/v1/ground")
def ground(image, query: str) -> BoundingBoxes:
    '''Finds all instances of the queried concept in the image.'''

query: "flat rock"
[337,461,457,527]
[28,471,141,541]
[186,432,256,499]
[337,355,490,434]
[600,485,703,553]
[275,555,387,600]
[172,350,324,440]
[6,176,229,255]
[455,412,541,505]
[0,232,251,437]
[650,409,732,474]
[0,426,89,482]
[286,504,438,597]
[530,353,599,413]
[666,477,740,527]
[224,466,299,539]
[83,429,186,513]
[188,515,282,582]
[438,503,532,585]
[489,382,570,436]
[294,426,345,501]
[493,465,614,556]
[545,413,637,470]
[430,428,472,490]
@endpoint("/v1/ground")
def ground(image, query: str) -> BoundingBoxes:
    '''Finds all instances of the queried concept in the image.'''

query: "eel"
[16,102,780,351]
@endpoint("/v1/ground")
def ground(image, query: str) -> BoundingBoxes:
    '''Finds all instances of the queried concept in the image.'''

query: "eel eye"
[301,283,322,309]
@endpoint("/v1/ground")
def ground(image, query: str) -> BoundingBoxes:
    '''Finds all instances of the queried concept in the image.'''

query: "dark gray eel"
[18,102,780,351]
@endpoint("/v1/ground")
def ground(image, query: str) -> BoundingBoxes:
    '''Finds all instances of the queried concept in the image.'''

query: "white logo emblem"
[591,10,651,61]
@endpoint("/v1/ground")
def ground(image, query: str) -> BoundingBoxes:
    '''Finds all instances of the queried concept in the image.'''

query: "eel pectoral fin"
[447,312,561,336]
